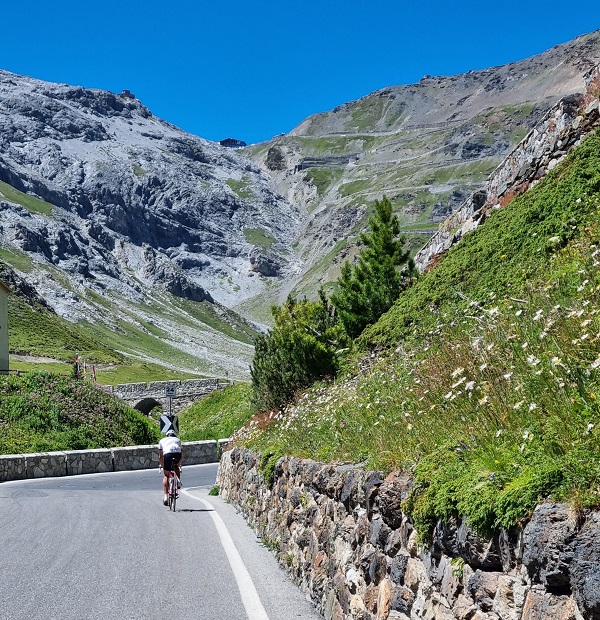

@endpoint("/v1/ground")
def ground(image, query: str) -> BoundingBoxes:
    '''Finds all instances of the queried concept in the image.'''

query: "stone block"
[0,454,27,482]
[65,449,113,475]
[521,589,579,620]
[183,440,218,464]
[522,503,576,589]
[571,512,600,619]
[24,452,67,478]
[112,445,157,471]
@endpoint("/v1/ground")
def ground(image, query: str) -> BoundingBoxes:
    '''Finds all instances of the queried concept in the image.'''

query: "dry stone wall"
[415,65,600,272]
[218,448,600,620]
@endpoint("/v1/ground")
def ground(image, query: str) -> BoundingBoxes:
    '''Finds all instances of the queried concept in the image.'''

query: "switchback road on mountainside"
[0,464,322,620]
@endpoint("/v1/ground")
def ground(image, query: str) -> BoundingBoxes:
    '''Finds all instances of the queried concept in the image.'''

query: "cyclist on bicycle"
[158,429,182,506]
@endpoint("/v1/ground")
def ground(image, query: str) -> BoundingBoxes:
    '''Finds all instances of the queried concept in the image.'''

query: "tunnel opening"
[134,397,163,416]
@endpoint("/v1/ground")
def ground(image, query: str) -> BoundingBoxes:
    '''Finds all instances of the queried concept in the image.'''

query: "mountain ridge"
[1,30,600,377]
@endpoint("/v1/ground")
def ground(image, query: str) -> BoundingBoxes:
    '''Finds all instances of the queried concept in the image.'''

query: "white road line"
[183,488,270,620]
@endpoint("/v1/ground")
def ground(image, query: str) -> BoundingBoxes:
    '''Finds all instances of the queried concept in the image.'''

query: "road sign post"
[165,385,177,417]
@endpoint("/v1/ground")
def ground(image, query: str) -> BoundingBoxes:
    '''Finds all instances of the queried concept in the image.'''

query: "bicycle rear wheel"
[170,474,177,512]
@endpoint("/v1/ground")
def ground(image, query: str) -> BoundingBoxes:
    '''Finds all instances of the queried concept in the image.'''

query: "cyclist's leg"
[175,457,182,489]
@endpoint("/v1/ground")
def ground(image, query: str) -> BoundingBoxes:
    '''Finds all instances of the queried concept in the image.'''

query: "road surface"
[0,464,322,620]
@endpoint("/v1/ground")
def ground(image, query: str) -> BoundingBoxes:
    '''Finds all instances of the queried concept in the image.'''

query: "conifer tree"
[332,196,414,338]
[251,291,347,411]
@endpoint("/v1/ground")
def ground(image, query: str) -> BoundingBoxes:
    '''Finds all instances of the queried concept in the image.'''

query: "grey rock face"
[0,69,300,315]
[522,503,578,591]
[571,513,600,619]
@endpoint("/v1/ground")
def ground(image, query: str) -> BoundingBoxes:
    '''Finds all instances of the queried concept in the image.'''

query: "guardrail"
[0,439,231,482]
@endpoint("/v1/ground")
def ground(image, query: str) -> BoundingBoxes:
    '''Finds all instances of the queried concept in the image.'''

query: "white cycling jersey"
[158,436,182,455]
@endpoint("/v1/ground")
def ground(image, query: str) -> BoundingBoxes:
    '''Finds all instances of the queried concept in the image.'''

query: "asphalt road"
[0,464,322,620]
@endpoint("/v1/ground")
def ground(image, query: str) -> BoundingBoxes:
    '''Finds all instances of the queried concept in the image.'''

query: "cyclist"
[158,429,182,506]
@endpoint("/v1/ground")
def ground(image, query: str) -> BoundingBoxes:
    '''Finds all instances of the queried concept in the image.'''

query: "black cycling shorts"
[163,452,181,472]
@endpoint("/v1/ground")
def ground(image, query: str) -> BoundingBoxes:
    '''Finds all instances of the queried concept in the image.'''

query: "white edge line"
[183,488,270,620]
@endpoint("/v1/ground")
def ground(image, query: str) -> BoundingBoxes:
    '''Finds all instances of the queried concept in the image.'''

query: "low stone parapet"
[0,440,224,482]
[182,440,218,465]
[111,445,158,471]
[24,452,67,478]
[66,449,113,475]
[0,454,27,482]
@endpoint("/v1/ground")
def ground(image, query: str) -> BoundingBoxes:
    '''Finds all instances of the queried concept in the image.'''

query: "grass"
[179,382,254,442]
[0,248,34,273]
[244,228,276,252]
[8,294,122,364]
[0,181,54,216]
[303,168,343,197]
[233,128,600,540]
[8,357,206,385]
[0,372,161,454]
[226,177,254,200]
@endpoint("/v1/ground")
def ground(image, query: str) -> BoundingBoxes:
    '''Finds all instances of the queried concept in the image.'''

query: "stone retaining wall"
[217,448,600,620]
[0,440,221,482]
[414,65,600,272]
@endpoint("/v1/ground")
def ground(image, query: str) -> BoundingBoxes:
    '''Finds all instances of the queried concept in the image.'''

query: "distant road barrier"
[0,439,230,483]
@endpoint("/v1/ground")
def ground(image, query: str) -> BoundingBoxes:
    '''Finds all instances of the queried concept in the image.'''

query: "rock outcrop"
[218,448,600,620]
[415,66,600,271]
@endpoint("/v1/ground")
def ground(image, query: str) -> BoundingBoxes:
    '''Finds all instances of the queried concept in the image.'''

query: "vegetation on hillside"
[250,196,415,410]
[179,382,254,442]
[0,372,160,454]
[8,294,123,364]
[236,129,600,539]
[250,292,348,411]
[332,196,415,339]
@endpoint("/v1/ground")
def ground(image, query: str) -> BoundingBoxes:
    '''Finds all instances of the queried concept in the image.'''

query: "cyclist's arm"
[158,448,164,468]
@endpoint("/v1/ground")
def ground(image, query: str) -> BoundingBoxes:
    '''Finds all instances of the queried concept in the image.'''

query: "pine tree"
[332,196,414,338]
[250,291,347,411]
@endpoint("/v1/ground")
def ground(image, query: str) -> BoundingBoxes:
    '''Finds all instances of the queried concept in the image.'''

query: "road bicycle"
[162,468,181,512]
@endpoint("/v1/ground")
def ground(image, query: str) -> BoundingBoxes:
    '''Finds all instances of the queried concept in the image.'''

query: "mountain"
[0,72,302,378]
[244,30,600,297]
[1,31,599,378]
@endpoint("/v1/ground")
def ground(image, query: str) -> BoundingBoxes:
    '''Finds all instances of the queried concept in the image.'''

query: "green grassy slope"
[237,129,600,538]
[8,294,122,364]
[0,372,161,454]
[179,382,254,442]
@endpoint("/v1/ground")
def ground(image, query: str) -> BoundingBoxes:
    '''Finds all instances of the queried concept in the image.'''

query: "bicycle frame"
[166,469,179,511]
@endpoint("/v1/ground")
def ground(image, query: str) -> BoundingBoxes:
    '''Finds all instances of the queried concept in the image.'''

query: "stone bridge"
[100,378,225,415]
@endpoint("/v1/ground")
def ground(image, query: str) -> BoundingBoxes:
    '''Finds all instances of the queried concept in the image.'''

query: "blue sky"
[1,2,598,145]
